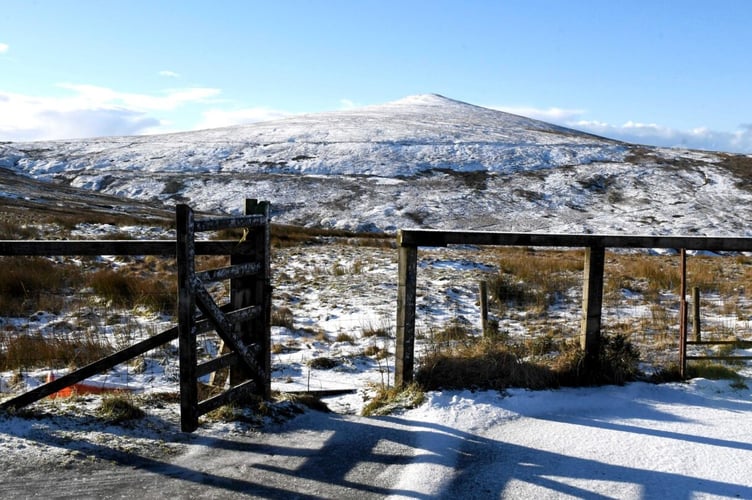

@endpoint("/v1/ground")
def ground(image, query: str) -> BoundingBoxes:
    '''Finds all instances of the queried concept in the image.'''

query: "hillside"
[1,95,752,498]
[2,94,752,235]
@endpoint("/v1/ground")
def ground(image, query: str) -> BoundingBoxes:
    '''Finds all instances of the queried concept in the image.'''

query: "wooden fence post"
[176,204,198,432]
[679,248,688,379]
[395,243,418,387]
[580,246,605,359]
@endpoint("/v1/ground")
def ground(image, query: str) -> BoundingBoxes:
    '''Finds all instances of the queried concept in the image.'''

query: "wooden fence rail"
[0,240,251,256]
[395,229,752,386]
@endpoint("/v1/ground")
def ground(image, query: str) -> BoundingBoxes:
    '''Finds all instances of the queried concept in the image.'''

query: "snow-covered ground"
[1,240,751,498]
[1,379,750,498]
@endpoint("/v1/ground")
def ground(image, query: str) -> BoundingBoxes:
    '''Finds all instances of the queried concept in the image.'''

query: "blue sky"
[1,0,751,153]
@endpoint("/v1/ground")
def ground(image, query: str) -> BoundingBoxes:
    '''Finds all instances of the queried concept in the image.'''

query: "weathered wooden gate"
[0,199,272,433]
[177,200,271,432]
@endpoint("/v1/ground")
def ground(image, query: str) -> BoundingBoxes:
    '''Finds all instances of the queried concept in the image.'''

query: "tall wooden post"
[580,246,605,358]
[230,199,271,397]
[176,204,198,432]
[395,243,418,387]
[679,248,688,378]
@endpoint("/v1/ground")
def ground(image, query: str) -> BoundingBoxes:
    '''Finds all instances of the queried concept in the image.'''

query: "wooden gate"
[0,199,272,433]
[177,200,271,432]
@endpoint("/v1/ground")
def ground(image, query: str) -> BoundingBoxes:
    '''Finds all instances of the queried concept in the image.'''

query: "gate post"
[395,241,418,387]
[229,199,272,397]
[176,204,198,432]
[679,248,688,378]
[580,245,605,360]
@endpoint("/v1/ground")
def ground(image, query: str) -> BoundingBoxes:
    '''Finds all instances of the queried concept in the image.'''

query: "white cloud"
[572,120,752,153]
[159,70,180,78]
[55,83,220,111]
[491,104,752,154]
[0,43,8,54]
[196,107,292,129]
[0,84,222,141]
[490,105,585,123]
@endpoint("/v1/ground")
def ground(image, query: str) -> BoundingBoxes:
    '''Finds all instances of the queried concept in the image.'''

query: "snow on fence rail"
[395,229,752,385]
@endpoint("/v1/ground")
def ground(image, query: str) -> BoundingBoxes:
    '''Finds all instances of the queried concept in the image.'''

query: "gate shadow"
[4,389,752,499]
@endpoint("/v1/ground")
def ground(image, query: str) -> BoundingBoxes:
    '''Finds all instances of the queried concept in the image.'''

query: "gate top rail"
[397,230,752,252]
[0,239,255,256]
[193,214,266,233]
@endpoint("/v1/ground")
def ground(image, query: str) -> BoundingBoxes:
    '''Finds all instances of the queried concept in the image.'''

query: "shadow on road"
[2,392,752,499]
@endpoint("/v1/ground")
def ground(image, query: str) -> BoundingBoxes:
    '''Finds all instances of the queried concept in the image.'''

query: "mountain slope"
[1,94,751,236]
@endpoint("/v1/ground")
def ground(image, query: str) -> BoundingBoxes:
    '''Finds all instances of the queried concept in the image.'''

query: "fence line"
[0,240,249,256]
[395,230,752,386]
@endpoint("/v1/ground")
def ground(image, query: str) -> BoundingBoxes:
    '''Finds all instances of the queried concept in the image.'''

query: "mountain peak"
[375,94,483,111]
[388,93,457,106]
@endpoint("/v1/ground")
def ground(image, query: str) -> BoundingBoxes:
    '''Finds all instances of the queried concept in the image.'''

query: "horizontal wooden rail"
[196,262,262,282]
[686,340,752,346]
[193,214,266,233]
[686,355,752,361]
[197,351,241,378]
[197,379,257,416]
[0,239,257,256]
[398,230,752,252]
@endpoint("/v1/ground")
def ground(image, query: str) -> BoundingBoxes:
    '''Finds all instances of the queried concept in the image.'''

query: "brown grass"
[416,332,641,391]
[605,253,679,301]
[361,383,425,416]
[488,247,582,315]
[271,306,294,329]
[417,338,557,391]
[0,220,39,239]
[87,268,176,314]
[0,257,84,315]
[0,330,113,370]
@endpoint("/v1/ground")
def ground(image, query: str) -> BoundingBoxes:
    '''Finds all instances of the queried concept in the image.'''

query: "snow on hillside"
[4,93,750,236]
[1,95,751,496]
[2,94,626,178]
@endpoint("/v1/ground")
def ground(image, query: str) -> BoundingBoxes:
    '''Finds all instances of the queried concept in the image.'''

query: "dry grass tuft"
[417,338,556,391]
[97,394,145,423]
[0,330,113,371]
[307,356,338,369]
[0,257,84,315]
[87,268,176,314]
[488,248,581,316]
[361,383,425,416]
[271,306,294,329]
[416,333,641,391]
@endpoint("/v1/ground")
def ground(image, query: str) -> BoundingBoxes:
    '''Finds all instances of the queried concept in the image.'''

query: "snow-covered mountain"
[2,93,751,235]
